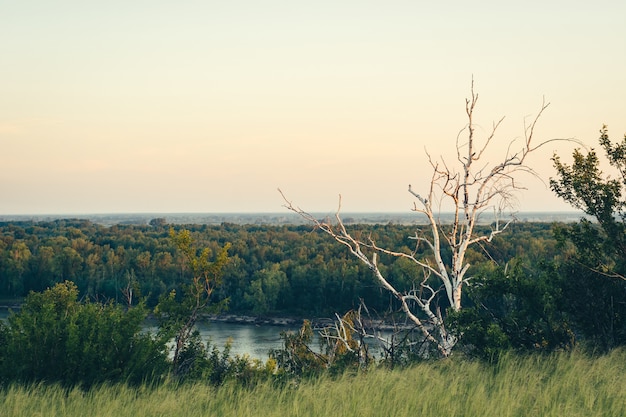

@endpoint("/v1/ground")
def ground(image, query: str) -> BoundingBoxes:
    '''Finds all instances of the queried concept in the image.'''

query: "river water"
[191,320,300,360]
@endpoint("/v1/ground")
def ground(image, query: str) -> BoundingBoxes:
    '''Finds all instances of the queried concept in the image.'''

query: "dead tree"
[280,81,570,357]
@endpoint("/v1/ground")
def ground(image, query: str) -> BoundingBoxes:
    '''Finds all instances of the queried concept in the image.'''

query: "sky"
[1,1,625,215]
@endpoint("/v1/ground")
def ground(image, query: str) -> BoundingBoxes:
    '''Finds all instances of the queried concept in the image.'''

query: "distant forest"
[0,218,557,316]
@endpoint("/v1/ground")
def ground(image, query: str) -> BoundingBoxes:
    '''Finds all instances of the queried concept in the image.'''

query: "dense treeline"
[0,219,557,317]
[2,216,625,360]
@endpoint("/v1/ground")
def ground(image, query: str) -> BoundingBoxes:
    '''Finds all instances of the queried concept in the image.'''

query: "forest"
[0,219,574,317]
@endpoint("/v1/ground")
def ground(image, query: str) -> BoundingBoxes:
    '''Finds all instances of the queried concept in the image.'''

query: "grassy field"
[2,349,625,417]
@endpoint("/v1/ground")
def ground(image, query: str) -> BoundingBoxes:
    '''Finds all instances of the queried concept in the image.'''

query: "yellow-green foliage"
[2,349,625,417]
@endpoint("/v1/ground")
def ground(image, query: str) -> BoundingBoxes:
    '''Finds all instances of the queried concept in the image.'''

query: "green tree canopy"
[550,126,626,349]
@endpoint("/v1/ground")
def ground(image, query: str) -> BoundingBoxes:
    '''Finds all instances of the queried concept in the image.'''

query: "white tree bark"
[280,81,570,357]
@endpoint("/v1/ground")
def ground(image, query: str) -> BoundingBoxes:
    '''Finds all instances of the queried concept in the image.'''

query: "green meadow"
[2,349,624,417]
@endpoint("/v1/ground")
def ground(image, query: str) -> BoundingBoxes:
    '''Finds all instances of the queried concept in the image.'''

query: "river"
[180,320,300,360]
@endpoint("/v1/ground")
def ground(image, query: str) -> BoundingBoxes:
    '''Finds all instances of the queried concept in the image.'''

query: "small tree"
[155,229,230,376]
[551,126,626,280]
[551,126,626,349]
[281,81,566,357]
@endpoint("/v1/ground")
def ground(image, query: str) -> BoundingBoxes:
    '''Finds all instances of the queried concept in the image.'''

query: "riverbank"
[204,313,411,331]
[206,313,299,327]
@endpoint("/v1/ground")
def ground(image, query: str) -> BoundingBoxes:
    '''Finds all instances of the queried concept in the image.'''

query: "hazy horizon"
[0,209,584,216]
[2,1,625,215]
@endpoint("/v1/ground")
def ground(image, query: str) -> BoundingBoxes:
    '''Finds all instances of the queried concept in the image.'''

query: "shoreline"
[205,314,300,327]
[203,313,412,331]
[2,306,411,331]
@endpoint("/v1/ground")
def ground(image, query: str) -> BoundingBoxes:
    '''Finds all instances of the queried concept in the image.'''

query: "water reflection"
[195,321,300,360]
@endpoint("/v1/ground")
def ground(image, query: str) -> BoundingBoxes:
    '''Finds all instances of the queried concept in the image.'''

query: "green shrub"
[0,281,168,388]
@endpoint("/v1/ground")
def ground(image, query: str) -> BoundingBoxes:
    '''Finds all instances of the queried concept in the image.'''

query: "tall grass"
[2,349,625,417]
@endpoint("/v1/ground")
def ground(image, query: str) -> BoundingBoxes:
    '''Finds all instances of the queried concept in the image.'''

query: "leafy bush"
[449,260,574,360]
[0,281,168,388]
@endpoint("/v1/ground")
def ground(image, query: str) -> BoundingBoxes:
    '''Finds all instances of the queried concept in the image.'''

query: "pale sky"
[1,1,625,214]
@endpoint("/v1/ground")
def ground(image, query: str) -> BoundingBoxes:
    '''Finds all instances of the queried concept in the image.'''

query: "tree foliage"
[552,126,626,277]
[0,281,168,387]
[550,126,626,350]
[449,260,574,360]
[154,229,230,377]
